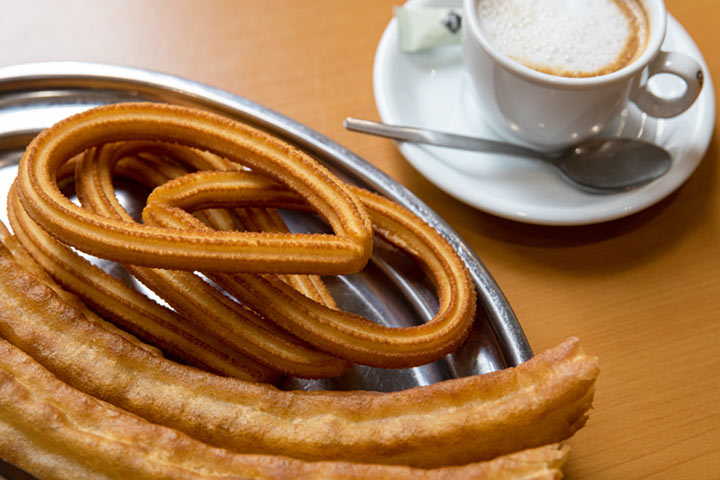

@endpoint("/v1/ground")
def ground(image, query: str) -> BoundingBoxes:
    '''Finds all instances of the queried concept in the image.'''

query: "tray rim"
[0,60,532,366]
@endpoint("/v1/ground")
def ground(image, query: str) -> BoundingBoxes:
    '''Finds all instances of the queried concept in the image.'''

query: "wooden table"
[1,1,718,478]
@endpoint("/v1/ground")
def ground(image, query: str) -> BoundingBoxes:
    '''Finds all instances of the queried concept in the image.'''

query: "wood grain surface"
[0,1,718,478]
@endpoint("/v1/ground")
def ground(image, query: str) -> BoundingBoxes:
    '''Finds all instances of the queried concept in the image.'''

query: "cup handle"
[629,51,704,118]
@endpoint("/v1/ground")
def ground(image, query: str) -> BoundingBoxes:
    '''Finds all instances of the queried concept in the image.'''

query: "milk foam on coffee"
[476,0,649,78]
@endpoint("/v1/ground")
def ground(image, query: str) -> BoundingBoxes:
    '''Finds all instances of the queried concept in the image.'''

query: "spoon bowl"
[344,118,672,193]
[554,138,672,192]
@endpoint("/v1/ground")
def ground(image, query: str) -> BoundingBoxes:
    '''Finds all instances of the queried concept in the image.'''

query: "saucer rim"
[372,3,716,226]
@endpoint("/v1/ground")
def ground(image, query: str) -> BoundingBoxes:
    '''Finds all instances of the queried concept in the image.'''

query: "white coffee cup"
[461,0,704,149]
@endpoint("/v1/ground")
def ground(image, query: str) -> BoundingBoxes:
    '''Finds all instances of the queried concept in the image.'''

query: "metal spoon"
[344,118,672,192]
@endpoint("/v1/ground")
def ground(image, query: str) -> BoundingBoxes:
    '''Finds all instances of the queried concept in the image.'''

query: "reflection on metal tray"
[0,60,533,478]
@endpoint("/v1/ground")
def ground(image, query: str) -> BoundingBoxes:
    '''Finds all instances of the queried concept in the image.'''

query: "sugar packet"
[395,6,463,53]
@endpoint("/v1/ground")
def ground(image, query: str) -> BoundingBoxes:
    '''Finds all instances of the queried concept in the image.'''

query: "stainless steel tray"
[0,60,532,476]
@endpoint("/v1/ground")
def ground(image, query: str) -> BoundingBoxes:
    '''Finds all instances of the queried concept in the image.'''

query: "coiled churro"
[143,170,476,368]
[89,142,472,372]
[69,143,349,378]
[16,102,373,274]
[12,101,477,372]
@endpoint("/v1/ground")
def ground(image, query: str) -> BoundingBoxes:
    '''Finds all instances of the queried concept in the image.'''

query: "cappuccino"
[476,0,649,78]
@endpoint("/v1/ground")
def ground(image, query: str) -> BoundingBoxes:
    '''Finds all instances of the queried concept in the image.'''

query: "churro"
[31,135,475,370]
[144,170,476,368]
[16,102,373,274]
[9,143,350,379]
[6,195,280,382]
[0,336,570,479]
[0,239,597,468]
[0,102,600,478]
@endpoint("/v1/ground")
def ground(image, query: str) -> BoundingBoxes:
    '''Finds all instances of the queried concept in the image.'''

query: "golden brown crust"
[105,141,338,309]
[7,185,281,382]
[0,334,570,480]
[1,103,597,475]
[9,143,349,379]
[74,143,349,378]
[143,170,476,368]
[11,103,478,374]
[0,221,162,359]
[0,240,598,468]
[16,136,474,373]
[16,102,373,274]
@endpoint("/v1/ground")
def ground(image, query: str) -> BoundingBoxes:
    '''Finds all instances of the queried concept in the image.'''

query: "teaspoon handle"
[343,118,549,161]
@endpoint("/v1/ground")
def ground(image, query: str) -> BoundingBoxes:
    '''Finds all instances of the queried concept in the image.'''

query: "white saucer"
[373,0,715,225]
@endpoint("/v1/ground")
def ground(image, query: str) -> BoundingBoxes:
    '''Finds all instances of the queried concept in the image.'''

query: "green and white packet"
[395,6,463,53]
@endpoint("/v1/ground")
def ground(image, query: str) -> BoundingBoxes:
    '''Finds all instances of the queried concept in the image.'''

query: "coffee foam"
[477,0,648,78]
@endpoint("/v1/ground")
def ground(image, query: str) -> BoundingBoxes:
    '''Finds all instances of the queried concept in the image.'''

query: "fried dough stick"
[8,141,349,379]
[74,142,474,370]
[0,216,160,358]
[6,186,280,382]
[71,143,348,378]
[0,337,570,480]
[0,234,598,468]
[143,170,477,368]
[16,103,374,274]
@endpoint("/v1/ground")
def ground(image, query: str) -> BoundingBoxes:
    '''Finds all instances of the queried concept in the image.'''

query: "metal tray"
[0,62,532,475]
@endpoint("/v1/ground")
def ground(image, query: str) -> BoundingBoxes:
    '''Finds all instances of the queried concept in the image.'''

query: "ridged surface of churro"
[0,238,598,468]
[16,103,373,274]
[7,182,281,382]
[0,103,600,478]
[0,336,570,479]
[20,134,474,372]
[144,170,476,368]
